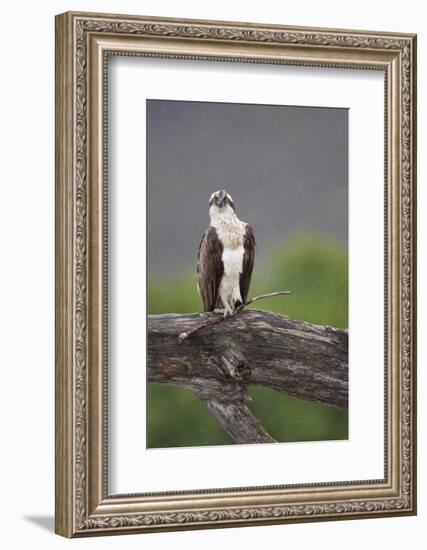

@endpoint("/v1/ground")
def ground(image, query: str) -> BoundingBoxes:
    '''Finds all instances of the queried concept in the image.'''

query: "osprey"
[197,190,255,316]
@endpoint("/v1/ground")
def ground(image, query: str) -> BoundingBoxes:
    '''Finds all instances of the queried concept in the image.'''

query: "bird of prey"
[197,189,255,317]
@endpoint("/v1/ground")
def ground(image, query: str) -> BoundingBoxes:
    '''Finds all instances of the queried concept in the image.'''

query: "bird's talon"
[223,309,236,319]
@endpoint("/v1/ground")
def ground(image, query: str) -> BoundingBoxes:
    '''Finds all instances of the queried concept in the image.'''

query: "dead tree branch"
[148,310,348,445]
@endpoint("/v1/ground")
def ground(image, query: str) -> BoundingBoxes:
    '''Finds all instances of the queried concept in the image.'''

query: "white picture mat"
[108,57,384,494]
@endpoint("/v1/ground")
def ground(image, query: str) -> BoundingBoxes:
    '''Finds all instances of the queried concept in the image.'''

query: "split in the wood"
[219,348,251,382]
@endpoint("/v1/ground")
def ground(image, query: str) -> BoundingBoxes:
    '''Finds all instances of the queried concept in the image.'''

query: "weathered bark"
[148,310,348,444]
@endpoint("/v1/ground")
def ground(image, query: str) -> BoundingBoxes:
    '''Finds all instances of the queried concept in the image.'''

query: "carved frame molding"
[55,11,416,537]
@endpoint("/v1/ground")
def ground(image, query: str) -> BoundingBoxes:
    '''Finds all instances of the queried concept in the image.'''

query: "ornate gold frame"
[55,11,417,537]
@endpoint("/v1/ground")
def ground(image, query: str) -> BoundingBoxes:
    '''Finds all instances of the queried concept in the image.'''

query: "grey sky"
[147,99,348,274]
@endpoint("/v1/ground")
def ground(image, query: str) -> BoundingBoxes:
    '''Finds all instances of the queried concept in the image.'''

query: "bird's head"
[208,190,235,218]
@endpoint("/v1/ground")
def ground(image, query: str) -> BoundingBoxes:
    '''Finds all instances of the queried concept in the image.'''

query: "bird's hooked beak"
[217,190,226,207]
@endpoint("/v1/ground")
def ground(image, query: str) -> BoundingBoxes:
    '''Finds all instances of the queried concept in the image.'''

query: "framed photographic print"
[55,11,417,537]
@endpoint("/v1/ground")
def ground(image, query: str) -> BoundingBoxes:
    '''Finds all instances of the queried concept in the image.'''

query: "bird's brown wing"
[197,227,224,312]
[239,224,255,304]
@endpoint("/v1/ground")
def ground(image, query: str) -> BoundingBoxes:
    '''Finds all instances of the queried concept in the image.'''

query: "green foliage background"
[147,233,348,448]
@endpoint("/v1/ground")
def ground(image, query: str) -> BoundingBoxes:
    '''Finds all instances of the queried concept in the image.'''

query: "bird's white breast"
[220,246,244,300]
[211,211,247,308]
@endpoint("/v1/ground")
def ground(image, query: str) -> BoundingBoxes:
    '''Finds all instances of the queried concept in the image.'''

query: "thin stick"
[242,290,291,307]
[178,290,291,343]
